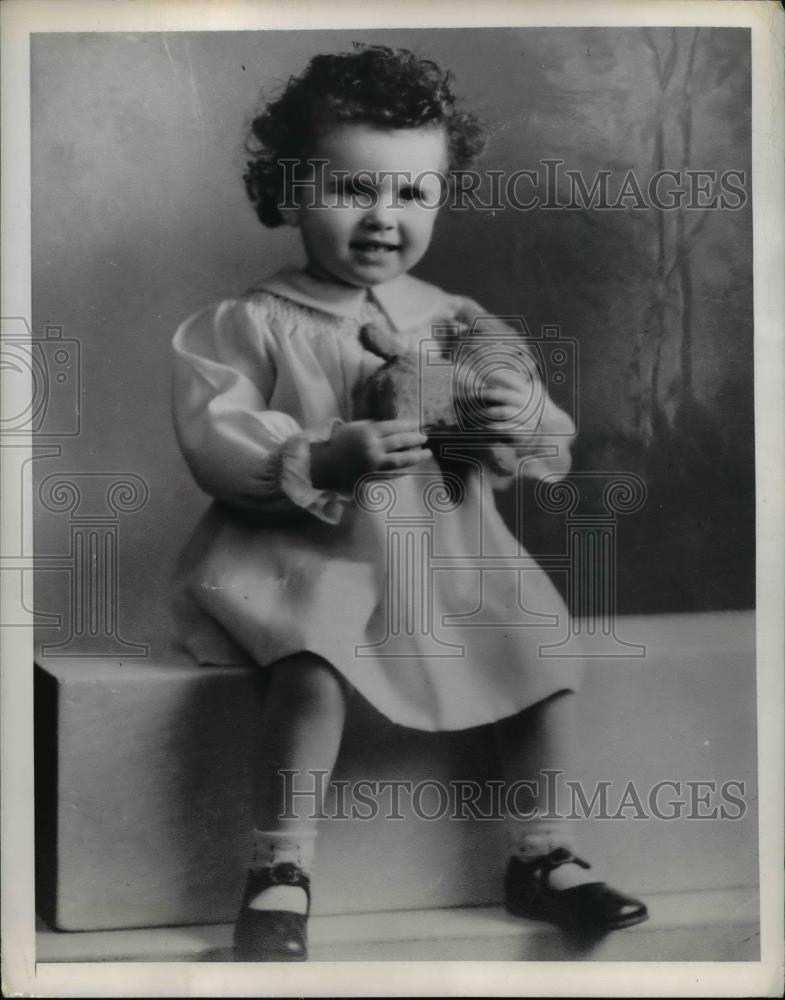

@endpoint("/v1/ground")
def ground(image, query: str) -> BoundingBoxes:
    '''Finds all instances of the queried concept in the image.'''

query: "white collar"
[254,267,447,331]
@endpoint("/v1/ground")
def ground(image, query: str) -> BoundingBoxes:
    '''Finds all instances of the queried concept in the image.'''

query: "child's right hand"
[310,419,431,493]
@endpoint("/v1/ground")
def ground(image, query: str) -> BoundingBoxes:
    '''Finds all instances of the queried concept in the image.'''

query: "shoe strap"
[246,862,312,915]
[520,847,592,887]
[544,847,591,871]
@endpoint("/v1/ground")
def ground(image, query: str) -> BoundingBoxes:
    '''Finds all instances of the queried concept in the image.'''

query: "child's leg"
[248,653,347,914]
[494,689,576,787]
[493,690,593,889]
[494,690,647,929]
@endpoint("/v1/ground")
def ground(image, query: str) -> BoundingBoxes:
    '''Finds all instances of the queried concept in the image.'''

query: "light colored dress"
[171,267,583,731]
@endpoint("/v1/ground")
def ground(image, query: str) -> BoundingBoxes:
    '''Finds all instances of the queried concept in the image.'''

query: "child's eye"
[399,185,425,203]
[333,175,375,202]
[345,178,370,196]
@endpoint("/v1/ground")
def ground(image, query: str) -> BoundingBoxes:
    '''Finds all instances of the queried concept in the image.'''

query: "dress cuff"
[278,420,349,524]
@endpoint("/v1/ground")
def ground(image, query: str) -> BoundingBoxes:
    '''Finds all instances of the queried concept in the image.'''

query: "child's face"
[285,123,448,287]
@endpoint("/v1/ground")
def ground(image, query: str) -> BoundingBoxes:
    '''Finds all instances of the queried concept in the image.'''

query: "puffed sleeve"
[449,295,577,483]
[172,299,347,523]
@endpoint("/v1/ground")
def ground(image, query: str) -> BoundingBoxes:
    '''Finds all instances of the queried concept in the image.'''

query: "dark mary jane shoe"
[233,862,311,961]
[505,847,649,932]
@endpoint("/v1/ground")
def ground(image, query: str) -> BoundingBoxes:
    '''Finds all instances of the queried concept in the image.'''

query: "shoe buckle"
[269,862,300,885]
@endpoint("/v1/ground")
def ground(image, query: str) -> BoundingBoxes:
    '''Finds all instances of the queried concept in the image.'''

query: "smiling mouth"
[350,240,401,254]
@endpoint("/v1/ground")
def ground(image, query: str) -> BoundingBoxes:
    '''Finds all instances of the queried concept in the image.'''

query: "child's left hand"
[444,303,539,441]
[460,364,537,441]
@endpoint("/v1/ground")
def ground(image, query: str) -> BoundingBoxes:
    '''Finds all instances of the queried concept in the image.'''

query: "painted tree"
[492,27,753,612]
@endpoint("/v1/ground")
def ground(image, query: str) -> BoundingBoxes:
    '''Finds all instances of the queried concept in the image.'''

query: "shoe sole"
[233,950,308,962]
[506,904,650,932]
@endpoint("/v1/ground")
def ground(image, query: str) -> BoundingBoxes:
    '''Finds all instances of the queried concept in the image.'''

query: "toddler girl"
[171,44,648,961]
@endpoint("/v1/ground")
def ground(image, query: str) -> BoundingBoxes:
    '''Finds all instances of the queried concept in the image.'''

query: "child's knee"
[268,653,347,714]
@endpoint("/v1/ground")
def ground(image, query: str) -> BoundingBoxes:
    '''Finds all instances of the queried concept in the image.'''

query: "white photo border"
[2,1,783,996]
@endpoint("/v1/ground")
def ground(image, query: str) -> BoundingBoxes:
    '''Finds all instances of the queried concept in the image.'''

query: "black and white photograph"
[2,0,783,996]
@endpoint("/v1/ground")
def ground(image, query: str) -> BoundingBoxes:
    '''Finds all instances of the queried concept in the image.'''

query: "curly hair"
[244,44,486,227]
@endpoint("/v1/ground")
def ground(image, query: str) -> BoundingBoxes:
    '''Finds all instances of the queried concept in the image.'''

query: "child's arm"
[172,299,347,523]
[172,300,429,523]
[310,420,429,493]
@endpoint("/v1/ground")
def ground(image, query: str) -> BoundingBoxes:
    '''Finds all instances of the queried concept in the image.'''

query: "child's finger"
[477,387,522,406]
[383,431,431,452]
[375,418,424,436]
[483,368,532,390]
[379,447,432,470]
[482,404,523,421]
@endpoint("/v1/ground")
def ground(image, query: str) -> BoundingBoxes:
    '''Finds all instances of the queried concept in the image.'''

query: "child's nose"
[361,197,398,231]
[361,208,395,231]
[361,215,395,232]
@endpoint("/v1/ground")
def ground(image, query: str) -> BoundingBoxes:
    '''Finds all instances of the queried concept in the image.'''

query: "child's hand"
[468,366,538,441]
[310,419,431,492]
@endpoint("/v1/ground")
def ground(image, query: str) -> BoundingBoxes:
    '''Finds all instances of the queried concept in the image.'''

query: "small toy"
[354,319,535,476]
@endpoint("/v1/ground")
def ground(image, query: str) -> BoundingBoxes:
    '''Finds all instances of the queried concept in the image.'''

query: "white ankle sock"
[247,829,317,914]
[507,818,598,890]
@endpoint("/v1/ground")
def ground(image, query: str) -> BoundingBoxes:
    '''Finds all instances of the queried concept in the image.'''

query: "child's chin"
[343,272,385,288]
[316,255,407,287]
[346,266,403,287]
